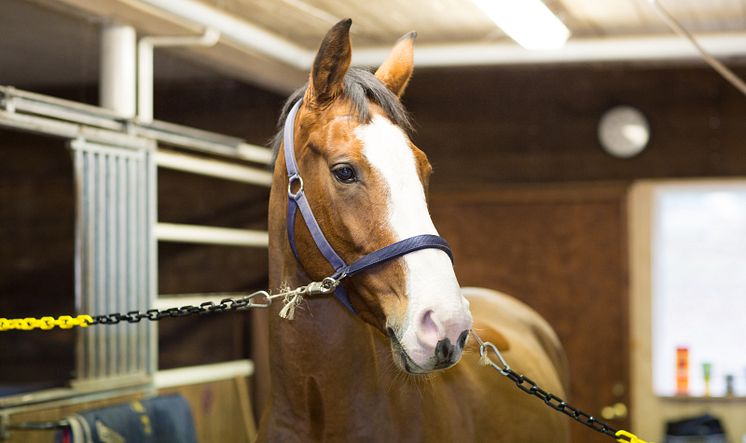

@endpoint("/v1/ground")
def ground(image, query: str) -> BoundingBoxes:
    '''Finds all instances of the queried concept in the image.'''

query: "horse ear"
[306,19,352,107]
[375,32,416,97]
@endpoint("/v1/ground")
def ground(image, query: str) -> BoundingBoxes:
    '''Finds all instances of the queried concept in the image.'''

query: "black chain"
[477,339,631,443]
[89,291,273,326]
[501,368,624,441]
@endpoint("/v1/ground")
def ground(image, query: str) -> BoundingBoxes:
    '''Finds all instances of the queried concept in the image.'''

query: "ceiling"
[1,0,745,92]
[198,0,746,47]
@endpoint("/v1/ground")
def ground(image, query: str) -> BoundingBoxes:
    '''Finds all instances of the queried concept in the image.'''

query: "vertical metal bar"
[72,141,86,380]
[96,152,106,379]
[147,145,158,375]
[137,41,154,123]
[128,157,137,373]
[118,156,127,376]
[136,150,146,373]
[86,150,96,381]
[107,153,117,377]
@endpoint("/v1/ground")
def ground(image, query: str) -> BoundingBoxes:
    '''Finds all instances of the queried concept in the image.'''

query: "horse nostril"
[417,309,440,348]
[457,330,469,350]
[435,338,453,363]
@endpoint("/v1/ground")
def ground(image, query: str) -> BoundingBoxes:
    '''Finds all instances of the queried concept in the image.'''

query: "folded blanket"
[56,394,197,443]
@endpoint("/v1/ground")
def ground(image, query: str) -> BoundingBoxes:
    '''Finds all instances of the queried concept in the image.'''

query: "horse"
[257,18,571,442]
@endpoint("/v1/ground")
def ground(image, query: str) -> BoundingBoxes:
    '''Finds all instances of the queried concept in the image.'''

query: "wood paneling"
[404,65,746,189]
[0,131,75,392]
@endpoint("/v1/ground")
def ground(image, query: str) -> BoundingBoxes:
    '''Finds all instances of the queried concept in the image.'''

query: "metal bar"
[135,125,265,162]
[118,156,127,376]
[154,360,254,389]
[0,110,149,150]
[84,149,96,380]
[155,223,268,247]
[237,143,273,164]
[127,158,137,374]
[1,88,273,164]
[352,32,746,67]
[141,119,246,145]
[96,152,106,379]
[0,86,124,119]
[138,29,220,123]
[137,150,147,374]
[146,147,157,376]
[647,0,746,96]
[137,0,312,69]
[0,384,153,412]
[137,40,154,124]
[10,96,124,131]
[106,154,116,377]
[155,150,272,186]
[72,142,86,381]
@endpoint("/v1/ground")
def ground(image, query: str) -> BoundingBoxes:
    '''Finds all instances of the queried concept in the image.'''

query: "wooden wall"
[0,131,75,392]
[404,64,746,188]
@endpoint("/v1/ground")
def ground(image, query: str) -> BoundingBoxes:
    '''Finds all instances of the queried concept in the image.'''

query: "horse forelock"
[269,68,412,168]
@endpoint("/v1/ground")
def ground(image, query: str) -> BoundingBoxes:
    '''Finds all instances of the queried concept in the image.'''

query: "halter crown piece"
[283,99,454,314]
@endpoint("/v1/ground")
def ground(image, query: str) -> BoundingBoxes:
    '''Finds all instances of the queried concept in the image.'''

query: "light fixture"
[598,106,651,158]
[470,0,571,50]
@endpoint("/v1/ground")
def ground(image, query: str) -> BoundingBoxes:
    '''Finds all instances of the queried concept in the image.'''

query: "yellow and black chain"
[0,292,270,332]
[473,332,650,443]
[0,278,340,332]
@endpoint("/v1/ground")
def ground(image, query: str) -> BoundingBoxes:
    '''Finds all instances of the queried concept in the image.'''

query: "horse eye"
[332,164,357,184]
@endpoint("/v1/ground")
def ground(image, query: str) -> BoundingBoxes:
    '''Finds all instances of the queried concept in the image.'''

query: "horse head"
[272,19,472,374]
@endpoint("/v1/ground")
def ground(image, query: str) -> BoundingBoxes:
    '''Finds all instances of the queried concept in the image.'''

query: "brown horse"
[259,19,570,442]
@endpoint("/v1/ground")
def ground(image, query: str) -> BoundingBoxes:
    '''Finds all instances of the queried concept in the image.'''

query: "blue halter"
[283,99,454,313]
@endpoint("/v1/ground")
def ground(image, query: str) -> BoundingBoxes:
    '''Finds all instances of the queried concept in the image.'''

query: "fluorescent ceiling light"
[471,0,571,50]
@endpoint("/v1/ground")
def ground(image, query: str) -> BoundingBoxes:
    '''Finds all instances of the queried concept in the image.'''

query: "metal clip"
[306,277,339,296]
[247,291,272,308]
[479,341,512,376]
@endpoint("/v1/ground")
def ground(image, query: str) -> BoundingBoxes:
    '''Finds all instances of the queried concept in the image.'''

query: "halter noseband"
[283,99,454,313]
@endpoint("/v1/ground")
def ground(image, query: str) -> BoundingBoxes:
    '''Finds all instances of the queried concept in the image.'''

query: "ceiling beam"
[353,33,746,68]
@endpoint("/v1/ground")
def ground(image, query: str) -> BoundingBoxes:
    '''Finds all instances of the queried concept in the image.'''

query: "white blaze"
[356,115,471,366]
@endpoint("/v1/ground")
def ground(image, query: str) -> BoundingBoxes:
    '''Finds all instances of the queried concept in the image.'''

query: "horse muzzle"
[387,322,471,374]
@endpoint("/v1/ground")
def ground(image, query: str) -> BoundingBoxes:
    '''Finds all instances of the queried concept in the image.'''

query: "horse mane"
[269,67,413,168]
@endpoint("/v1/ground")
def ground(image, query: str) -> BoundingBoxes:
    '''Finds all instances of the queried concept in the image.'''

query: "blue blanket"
[56,394,197,443]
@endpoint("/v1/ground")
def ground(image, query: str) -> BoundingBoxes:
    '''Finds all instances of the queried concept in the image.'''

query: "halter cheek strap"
[283,98,453,314]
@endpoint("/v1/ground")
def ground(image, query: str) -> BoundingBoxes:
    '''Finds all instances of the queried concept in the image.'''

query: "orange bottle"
[676,347,689,396]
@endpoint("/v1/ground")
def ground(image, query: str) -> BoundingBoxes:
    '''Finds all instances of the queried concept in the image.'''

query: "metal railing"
[0,86,272,413]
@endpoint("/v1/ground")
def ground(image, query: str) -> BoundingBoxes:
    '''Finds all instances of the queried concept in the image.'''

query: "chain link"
[0,278,340,332]
[473,331,647,443]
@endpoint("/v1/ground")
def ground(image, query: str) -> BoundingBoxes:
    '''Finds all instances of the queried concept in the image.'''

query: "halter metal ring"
[288,174,304,199]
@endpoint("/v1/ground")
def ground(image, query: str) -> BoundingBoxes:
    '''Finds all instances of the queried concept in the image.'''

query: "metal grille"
[71,138,156,382]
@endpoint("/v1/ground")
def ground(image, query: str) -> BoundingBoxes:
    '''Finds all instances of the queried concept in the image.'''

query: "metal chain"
[90,277,339,326]
[471,331,646,443]
[0,278,340,331]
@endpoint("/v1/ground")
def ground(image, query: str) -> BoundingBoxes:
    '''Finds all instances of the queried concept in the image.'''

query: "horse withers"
[259,19,570,442]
